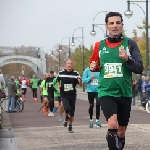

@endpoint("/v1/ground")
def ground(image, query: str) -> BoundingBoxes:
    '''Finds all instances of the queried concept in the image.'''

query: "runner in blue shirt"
[82,67,101,128]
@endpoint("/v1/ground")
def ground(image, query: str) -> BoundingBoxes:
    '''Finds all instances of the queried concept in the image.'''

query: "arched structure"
[1,60,38,74]
[0,46,46,78]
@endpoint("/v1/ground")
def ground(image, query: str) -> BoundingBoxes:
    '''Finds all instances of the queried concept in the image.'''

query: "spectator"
[141,75,146,108]
[132,78,137,105]
[7,76,17,113]
[137,74,144,106]
[145,76,150,101]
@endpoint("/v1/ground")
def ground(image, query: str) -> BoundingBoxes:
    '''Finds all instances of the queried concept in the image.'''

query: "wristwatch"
[126,56,132,63]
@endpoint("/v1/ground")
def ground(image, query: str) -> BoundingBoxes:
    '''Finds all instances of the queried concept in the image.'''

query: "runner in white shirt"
[20,76,27,101]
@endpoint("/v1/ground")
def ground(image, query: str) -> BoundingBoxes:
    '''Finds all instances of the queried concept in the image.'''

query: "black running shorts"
[55,96,61,103]
[99,96,132,126]
[42,95,48,99]
[61,96,76,117]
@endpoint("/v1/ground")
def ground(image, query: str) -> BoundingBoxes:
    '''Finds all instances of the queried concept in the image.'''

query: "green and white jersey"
[98,37,132,98]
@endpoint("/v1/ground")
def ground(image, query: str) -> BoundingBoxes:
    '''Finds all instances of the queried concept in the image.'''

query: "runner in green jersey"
[38,75,44,103]
[53,77,64,121]
[40,73,49,116]
[30,75,39,102]
[90,12,143,150]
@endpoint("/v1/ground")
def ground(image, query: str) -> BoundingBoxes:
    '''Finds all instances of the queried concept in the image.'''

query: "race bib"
[104,63,123,78]
[90,79,98,85]
[48,82,53,87]
[64,84,73,91]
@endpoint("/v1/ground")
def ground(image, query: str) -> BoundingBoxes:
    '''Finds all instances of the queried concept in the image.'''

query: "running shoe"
[48,112,54,116]
[63,121,68,127]
[53,107,57,113]
[95,120,101,127]
[42,106,46,112]
[58,117,63,122]
[89,121,93,128]
[68,126,73,133]
[45,111,48,116]
[34,98,38,102]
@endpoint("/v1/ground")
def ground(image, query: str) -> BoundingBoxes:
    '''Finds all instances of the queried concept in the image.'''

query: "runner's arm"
[126,39,143,74]
[82,68,91,83]
[90,42,100,72]
[76,73,82,87]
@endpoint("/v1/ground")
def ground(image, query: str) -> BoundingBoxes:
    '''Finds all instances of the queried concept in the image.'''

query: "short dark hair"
[105,12,123,24]
[50,71,54,74]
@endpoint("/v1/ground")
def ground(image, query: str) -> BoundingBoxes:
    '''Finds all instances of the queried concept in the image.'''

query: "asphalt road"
[1,88,150,150]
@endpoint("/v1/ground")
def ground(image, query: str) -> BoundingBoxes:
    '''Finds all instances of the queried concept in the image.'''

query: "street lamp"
[40,58,46,75]
[50,50,54,71]
[124,0,149,75]
[50,44,62,72]
[59,37,71,58]
[90,25,106,38]
[58,50,61,71]
[71,27,85,92]
[91,11,108,37]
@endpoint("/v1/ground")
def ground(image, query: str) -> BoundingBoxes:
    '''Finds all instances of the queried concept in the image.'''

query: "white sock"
[90,119,93,122]
[96,119,99,122]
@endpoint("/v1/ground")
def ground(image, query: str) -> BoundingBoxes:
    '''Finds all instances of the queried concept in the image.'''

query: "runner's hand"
[77,77,82,84]
[91,74,95,79]
[119,46,128,61]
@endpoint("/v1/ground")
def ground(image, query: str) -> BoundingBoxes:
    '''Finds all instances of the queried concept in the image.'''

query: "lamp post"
[124,0,149,75]
[40,58,46,76]
[90,25,106,38]
[91,11,108,37]
[58,50,61,71]
[50,50,54,71]
[71,27,85,92]
[50,44,62,72]
[59,37,71,58]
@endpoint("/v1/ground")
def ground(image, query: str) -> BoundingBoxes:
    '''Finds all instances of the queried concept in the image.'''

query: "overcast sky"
[0,0,149,54]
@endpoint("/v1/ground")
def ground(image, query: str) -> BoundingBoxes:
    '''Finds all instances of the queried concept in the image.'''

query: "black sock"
[106,129,119,150]
[65,116,69,121]
[118,137,125,150]
[69,124,72,127]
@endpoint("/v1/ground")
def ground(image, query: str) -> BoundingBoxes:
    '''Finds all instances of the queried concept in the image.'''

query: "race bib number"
[90,79,98,85]
[48,82,53,87]
[104,63,123,78]
[22,81,26,85]
[64,84,73,91]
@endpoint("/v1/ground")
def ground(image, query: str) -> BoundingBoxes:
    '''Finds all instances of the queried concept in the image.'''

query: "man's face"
[66,60,73,71]
[106,16,123,37]
[50,73,54,78]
